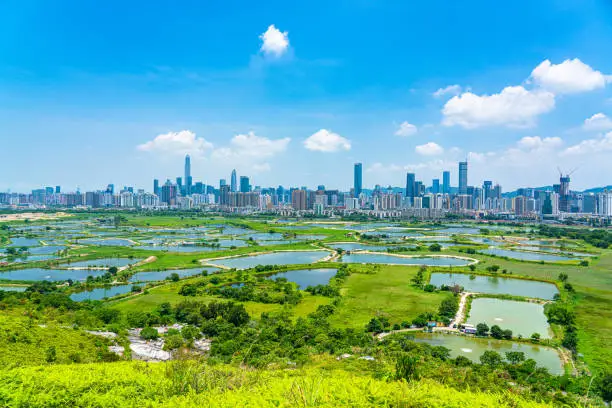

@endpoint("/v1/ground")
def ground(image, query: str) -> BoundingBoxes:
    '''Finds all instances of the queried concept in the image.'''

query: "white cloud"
[259,25,289,57]
[530,59,610,94]
[137,130,213,156]
[583,113,612,132]
[394,121,417,137]
[415,142,444,156]
[442,86,555,128]
[562,132,612,156]
[303,129,351,152]
[252,163,271,172]
[212,132,290,159]
[516,136,563,150]
[433,84,462,98]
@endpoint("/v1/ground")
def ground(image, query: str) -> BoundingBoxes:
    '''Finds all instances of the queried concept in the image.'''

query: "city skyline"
[2,1,612,191]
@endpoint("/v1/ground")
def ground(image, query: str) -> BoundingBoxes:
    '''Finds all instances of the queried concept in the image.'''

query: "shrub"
[140,327,159,340]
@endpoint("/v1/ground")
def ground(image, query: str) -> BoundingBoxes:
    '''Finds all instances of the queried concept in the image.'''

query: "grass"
[329,264,449,329]
[0,361,554,407]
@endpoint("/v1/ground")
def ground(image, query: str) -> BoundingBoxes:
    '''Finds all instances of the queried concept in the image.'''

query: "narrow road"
[449,291,475,328]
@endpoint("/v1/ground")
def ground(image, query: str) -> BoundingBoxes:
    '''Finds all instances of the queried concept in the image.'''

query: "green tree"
[45,346,57,363]
[140,327,159,340]
[505,351,525,364]
[395,353,420,381]
[480,350,502,367]
[476,323,489,337]
[490,325,503,339]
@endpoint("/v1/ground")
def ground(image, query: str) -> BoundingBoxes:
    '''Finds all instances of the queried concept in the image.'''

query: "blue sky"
[2,0,612,192]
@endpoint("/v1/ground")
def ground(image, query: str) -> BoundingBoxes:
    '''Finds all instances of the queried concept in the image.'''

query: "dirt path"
[449,292,475,328]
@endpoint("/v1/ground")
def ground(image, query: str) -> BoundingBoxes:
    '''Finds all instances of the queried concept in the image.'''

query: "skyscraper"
[230,169,237,192]
[458,161,468,195]
[405,173,416,198]
[184,155,192,195]
[483,181,493,200]
[153,179,160,196]
[442,171,450,194]
[432,179,440,194]
[354,163,363,197]
[240,176,250,193]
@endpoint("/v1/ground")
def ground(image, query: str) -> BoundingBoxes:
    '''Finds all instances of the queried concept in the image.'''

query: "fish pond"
[208,250,331,269]
[412,333,563,374]
[265,268,338,289]
[70,284,135,301]
[466,298,552,338]
[429,273,558,300]
[341,253,472,266]
[481,248,576,262]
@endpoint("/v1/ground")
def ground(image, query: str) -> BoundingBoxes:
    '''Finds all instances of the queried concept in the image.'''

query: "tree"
[395,353,420,381]
[502,329,513,340]
[505,351,525,364]
[490,325,503,339]
[108,266,118,275]
[169,273,180,282]
[476,323,489,337]
[530,332,541,343]
[428,243,442,252]
[45,346,57,363]
[438,297,458,319]
[140,327,159,340]
[480,350,502,367]
[558,273,568,282]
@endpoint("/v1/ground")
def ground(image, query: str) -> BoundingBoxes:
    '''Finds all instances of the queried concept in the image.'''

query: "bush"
[140,327,159,340]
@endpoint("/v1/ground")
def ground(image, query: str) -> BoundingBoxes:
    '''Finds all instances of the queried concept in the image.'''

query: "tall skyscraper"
[442,171,450,194]
[354,163,363,197]
[184,155,192,195]
[405,173,416,198]
[219,179,227,188]
[458,161,468,195]
[230,169,238,192]
[153,179,160,196]
[483,181,493,200]
[432,179,440,194]
[240,176,250,193]
[559,174,571,212]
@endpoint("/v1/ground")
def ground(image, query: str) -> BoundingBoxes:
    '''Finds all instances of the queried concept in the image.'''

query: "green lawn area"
[110,278,329,320]
[329,265,450,329]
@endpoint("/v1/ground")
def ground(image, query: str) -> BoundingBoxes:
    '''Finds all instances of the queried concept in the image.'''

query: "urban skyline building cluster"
[3,155,612,220]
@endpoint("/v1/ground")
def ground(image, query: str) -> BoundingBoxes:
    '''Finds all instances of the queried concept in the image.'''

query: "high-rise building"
[354,163,363,197]
[55,186,61,194]
[432,179,440,194]
[559,174,571,212]
[184,155,192,195]
[161,180,177,205]
[230,170,238,192]
[458,161,468,195]
[291,189,308,211]
[220,179,227,187]
[405,173,416,198]
[442,171,451,194]
[239,176,250,193]
[153,179,160,196]
[483,181,492,200]
[176,177,182,195]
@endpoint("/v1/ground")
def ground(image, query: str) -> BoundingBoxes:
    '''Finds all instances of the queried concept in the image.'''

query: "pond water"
[1,254,59,264]
[265,268,338,289]
[412,333,563,374]
[79,238,135,247]
[217,226,253,235]
[70,284,134,301]
[137,244,218,252]
[434,227,481,235]
[7,237,40,247]
[28,245,66,255]
[0,268,106,281]
[467,298,552,339]
[429,273,558,300]
[328,242,395,252]
[468,237,502,246]
[481,248,575,262]
[242,233,285,241]
[341,253,472,266]
[208,250,331,269]
[516,246,594,257]
[60,258,143,268]
[130,267,219,282]
[0,286,27,292]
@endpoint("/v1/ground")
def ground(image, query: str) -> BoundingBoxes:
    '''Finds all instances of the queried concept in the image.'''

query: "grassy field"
[110,278,330,319]
[329,265,450,329]
[0,361,554,407]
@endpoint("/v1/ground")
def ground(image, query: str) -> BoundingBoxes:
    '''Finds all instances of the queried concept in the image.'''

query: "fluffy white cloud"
[252,163,271,172]
[212,132,290,159]
[259,25,289,57]
[583,113,612,132]
[442,86,555,128]
[394,121,417,137]
[516,136,563,150]
[433,84,462,98]
[415,142,444,156]
[137,130,213,156]
[530,59,610,94]
[562,132,612,156]
[303,129,351,152]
